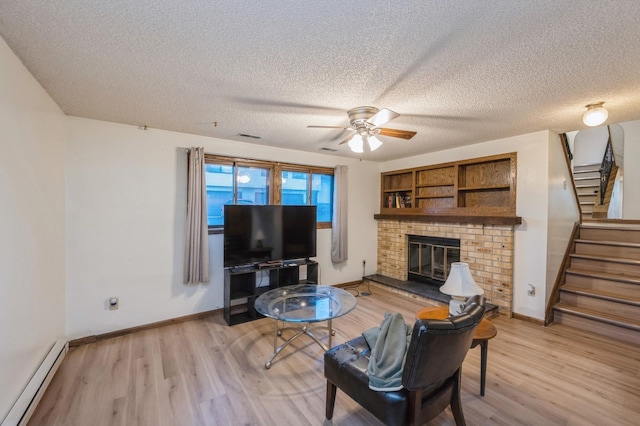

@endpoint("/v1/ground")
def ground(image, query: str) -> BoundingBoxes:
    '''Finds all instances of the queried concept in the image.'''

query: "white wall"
[0,38,67,419]
[382,131,554,320]
[546,133,581,307]
[567,122,639,219]
[620,120,640,219]
[572,126,609,166]
[65,117,379,339]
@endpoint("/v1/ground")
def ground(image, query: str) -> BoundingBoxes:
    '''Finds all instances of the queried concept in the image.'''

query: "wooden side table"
[415,305,497,397]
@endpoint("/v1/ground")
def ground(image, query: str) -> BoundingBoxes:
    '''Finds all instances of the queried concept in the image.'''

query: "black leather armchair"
[324,296,485,426]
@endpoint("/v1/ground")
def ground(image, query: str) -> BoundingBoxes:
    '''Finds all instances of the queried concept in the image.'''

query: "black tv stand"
[257,260,283,269]
[224,259,318,326]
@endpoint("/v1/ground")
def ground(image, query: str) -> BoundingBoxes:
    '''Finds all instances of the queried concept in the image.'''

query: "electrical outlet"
[527,284,535,296]
[109,297,119,310]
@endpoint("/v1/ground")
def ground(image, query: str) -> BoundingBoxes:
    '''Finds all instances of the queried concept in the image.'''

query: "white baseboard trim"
[1,339,68,426]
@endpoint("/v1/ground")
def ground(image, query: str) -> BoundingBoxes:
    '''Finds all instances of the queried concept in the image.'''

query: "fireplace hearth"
[408,235,460,284]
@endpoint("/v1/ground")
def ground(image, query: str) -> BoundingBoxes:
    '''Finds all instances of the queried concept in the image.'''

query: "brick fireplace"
[377,219,514,316]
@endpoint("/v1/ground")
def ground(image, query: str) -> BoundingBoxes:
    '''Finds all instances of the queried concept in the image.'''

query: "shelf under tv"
[223,260,319,326]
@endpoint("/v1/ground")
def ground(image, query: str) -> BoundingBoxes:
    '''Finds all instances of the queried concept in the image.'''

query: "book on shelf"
[404,194,412,208]
[385,192,412,208]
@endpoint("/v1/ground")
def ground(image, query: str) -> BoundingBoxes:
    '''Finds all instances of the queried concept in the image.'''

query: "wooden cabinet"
[456,155,515,210]
[378,153,519,224]
[224,260,318,325]
[381,171,414,208]
[415,166,456,209]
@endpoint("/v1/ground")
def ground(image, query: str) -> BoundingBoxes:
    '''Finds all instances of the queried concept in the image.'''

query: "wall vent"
[238,133,261,139]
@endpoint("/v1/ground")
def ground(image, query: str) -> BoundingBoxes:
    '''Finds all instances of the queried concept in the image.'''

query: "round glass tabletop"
[254,284,357,323]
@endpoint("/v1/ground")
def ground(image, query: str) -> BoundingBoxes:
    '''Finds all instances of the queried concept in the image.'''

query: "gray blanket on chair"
[362,312,413,391]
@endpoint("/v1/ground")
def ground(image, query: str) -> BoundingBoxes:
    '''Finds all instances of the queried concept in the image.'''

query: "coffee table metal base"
[265,318,335,369]
[254,284,357,369]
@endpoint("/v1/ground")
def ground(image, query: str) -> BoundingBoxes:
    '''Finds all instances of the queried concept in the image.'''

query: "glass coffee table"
[254,284,357,369]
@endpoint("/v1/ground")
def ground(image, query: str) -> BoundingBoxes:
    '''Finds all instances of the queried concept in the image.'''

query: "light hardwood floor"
[30,286,640,425]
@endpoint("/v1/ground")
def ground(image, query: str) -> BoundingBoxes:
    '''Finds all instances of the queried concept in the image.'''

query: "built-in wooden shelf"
[378,152,519,223]
[458,184,511,191]
[382,187,412,193]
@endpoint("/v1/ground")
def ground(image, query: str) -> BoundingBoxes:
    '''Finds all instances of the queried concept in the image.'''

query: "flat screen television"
[223,205,317,268]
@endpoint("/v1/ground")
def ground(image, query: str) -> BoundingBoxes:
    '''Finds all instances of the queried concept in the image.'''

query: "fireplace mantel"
[374,213,522,225]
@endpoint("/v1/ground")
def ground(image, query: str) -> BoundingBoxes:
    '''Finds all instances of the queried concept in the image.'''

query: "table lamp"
[439,262,484,315]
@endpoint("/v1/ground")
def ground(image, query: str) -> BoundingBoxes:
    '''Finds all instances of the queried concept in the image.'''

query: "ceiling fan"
[307,106,417,153]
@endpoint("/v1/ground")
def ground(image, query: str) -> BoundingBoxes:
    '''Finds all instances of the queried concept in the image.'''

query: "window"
[281,168,334,226]
[236,165,270,205]
[282,171,308,205]
[313,173,334,223]
[204,159,272,227]
[204,154,333,231]
[205,163,233,227]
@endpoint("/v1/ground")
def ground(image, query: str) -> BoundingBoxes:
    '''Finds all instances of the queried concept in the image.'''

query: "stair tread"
[581,223,640,230]
[570,253,640,265]
[575,239,640,249]
[560,284,640,306]
[565,267,640,285]
[553,303,640,330]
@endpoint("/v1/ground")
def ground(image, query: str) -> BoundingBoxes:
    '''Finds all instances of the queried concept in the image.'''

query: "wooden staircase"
[552,223,640,345]
[573,163,600,220]
[592,164,619,218]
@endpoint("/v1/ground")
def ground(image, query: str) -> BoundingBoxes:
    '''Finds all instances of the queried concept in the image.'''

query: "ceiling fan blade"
[232,97,343,113]
[378,128,417,140]
[367,108,400,127]
[307,125,352,129]
[327,128,354,142]
[338,133,356,145]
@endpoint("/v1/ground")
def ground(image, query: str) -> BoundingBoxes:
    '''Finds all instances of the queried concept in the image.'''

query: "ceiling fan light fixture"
[348,134,364,153]
[367,134,383,151]
[583,102,608,127]
[310,106,415,153]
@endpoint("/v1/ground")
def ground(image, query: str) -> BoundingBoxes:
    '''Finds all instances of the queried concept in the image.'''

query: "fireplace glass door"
[408,236,460,282]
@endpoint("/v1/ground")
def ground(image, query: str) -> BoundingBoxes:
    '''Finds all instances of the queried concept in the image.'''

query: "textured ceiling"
[1,1,640,161]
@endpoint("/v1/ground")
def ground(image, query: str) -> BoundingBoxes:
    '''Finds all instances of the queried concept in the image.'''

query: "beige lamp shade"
[440,262,483,316]
[440,262,484,297]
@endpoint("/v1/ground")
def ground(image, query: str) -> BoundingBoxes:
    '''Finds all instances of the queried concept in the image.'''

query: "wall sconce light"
[583,102,608,127]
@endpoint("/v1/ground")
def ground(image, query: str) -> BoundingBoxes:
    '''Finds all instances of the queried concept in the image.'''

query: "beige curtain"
[183,147,210,283]
[331,165,348,263]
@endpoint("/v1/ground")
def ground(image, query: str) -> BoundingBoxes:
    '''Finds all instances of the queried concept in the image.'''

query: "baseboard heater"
[1,340,68,426]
